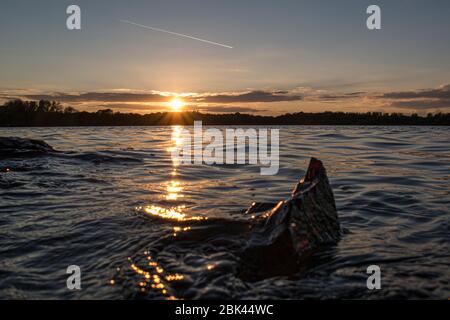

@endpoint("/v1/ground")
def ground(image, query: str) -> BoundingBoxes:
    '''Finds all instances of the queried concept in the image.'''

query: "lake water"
[0,126,449,299]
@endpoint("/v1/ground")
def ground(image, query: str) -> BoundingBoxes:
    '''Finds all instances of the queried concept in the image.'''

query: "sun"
[169,97,185,112]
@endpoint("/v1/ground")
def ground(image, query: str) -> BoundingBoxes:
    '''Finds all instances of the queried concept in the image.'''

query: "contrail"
[119,19,233,49]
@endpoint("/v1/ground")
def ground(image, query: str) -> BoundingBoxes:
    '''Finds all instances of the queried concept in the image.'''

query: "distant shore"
[1,99,449,126]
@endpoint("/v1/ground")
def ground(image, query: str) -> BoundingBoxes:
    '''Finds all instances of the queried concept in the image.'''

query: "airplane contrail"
[119,19,233,49]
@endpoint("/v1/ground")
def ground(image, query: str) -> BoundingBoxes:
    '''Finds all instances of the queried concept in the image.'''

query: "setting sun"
[169,98,184,112]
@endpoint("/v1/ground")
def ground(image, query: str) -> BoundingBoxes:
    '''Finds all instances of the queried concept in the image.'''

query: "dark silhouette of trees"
[64,106,78,114]
[0,99,449,126]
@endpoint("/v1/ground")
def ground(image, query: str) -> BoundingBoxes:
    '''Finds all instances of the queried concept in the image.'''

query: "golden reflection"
[137,126,207,222]
[138,205,206,221]
[165,274,184,281]
[166,180,184,200]
[167,125,184,155]
[172,226,191,237]
[121,252,186,300]
[166,126,184,200]
[122,128,208,298]
[166,181,183,193]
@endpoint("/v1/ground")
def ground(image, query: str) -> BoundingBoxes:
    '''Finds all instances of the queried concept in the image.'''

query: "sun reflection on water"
[166,180,184,200]
[166,126,185,200]
[110,252,186,299]
[137,126,208,221]
[138,205,206,222]
[120,126,210,298]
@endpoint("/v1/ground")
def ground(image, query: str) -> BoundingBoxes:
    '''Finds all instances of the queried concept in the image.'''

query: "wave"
[0,136,143,164]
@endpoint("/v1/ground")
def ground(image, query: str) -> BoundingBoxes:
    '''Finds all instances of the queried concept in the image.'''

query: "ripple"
[0,126,449,299]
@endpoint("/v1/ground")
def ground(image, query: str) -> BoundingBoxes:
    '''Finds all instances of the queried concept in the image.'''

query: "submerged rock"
[240,158,340,280]
[0,136,56,158]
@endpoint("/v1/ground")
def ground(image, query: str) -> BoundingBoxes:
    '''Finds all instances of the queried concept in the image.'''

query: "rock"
[240,158,340,280]
[0,136,56,158]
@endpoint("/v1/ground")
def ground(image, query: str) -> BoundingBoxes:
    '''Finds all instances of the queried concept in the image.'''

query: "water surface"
[0,126,449,299]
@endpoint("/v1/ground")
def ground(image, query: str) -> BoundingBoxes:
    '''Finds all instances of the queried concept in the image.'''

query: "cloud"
[2,84,450,114]
[387,99,450,110]
[381,84,450,99]
[376,84,450,111]
[96,103,166,111]
[14,89,303,104]
[316,92,365,101]
[197,106,267,113]
[22,92,169,103]
[195,90,303,103]
[0,95,17,101]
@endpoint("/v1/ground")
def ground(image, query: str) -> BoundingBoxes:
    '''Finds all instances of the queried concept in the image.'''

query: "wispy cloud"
[381,84,450,100]
[386,99,450,110]
[96,103,166,111]
[14,89,303,104]
[197,106,267,113]
[377,84,450,111]
[2,84,450,114]
[22,92,168,103]
[315,92,366,101]
[194,90,303,103]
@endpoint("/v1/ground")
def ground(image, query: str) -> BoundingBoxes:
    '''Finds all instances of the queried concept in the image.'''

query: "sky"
[0,0,449,114]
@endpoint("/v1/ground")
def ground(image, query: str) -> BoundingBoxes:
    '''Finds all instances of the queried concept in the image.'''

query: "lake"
[0,126,449,299]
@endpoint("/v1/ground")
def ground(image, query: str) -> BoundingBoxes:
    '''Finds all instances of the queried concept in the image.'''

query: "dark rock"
[0,137,56,158]
[240,158,340,280]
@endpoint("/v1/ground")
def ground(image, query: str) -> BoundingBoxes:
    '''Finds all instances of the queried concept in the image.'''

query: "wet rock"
[0,137,56,158]
[240,158,340,280]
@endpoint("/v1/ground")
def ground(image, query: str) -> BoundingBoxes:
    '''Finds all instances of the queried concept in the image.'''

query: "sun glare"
[169,98,184,112]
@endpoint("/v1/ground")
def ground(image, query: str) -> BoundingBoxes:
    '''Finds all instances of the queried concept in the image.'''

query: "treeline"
[1,99,449,126]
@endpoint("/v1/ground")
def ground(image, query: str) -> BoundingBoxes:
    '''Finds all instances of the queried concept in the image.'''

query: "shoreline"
[2,100,450,127]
